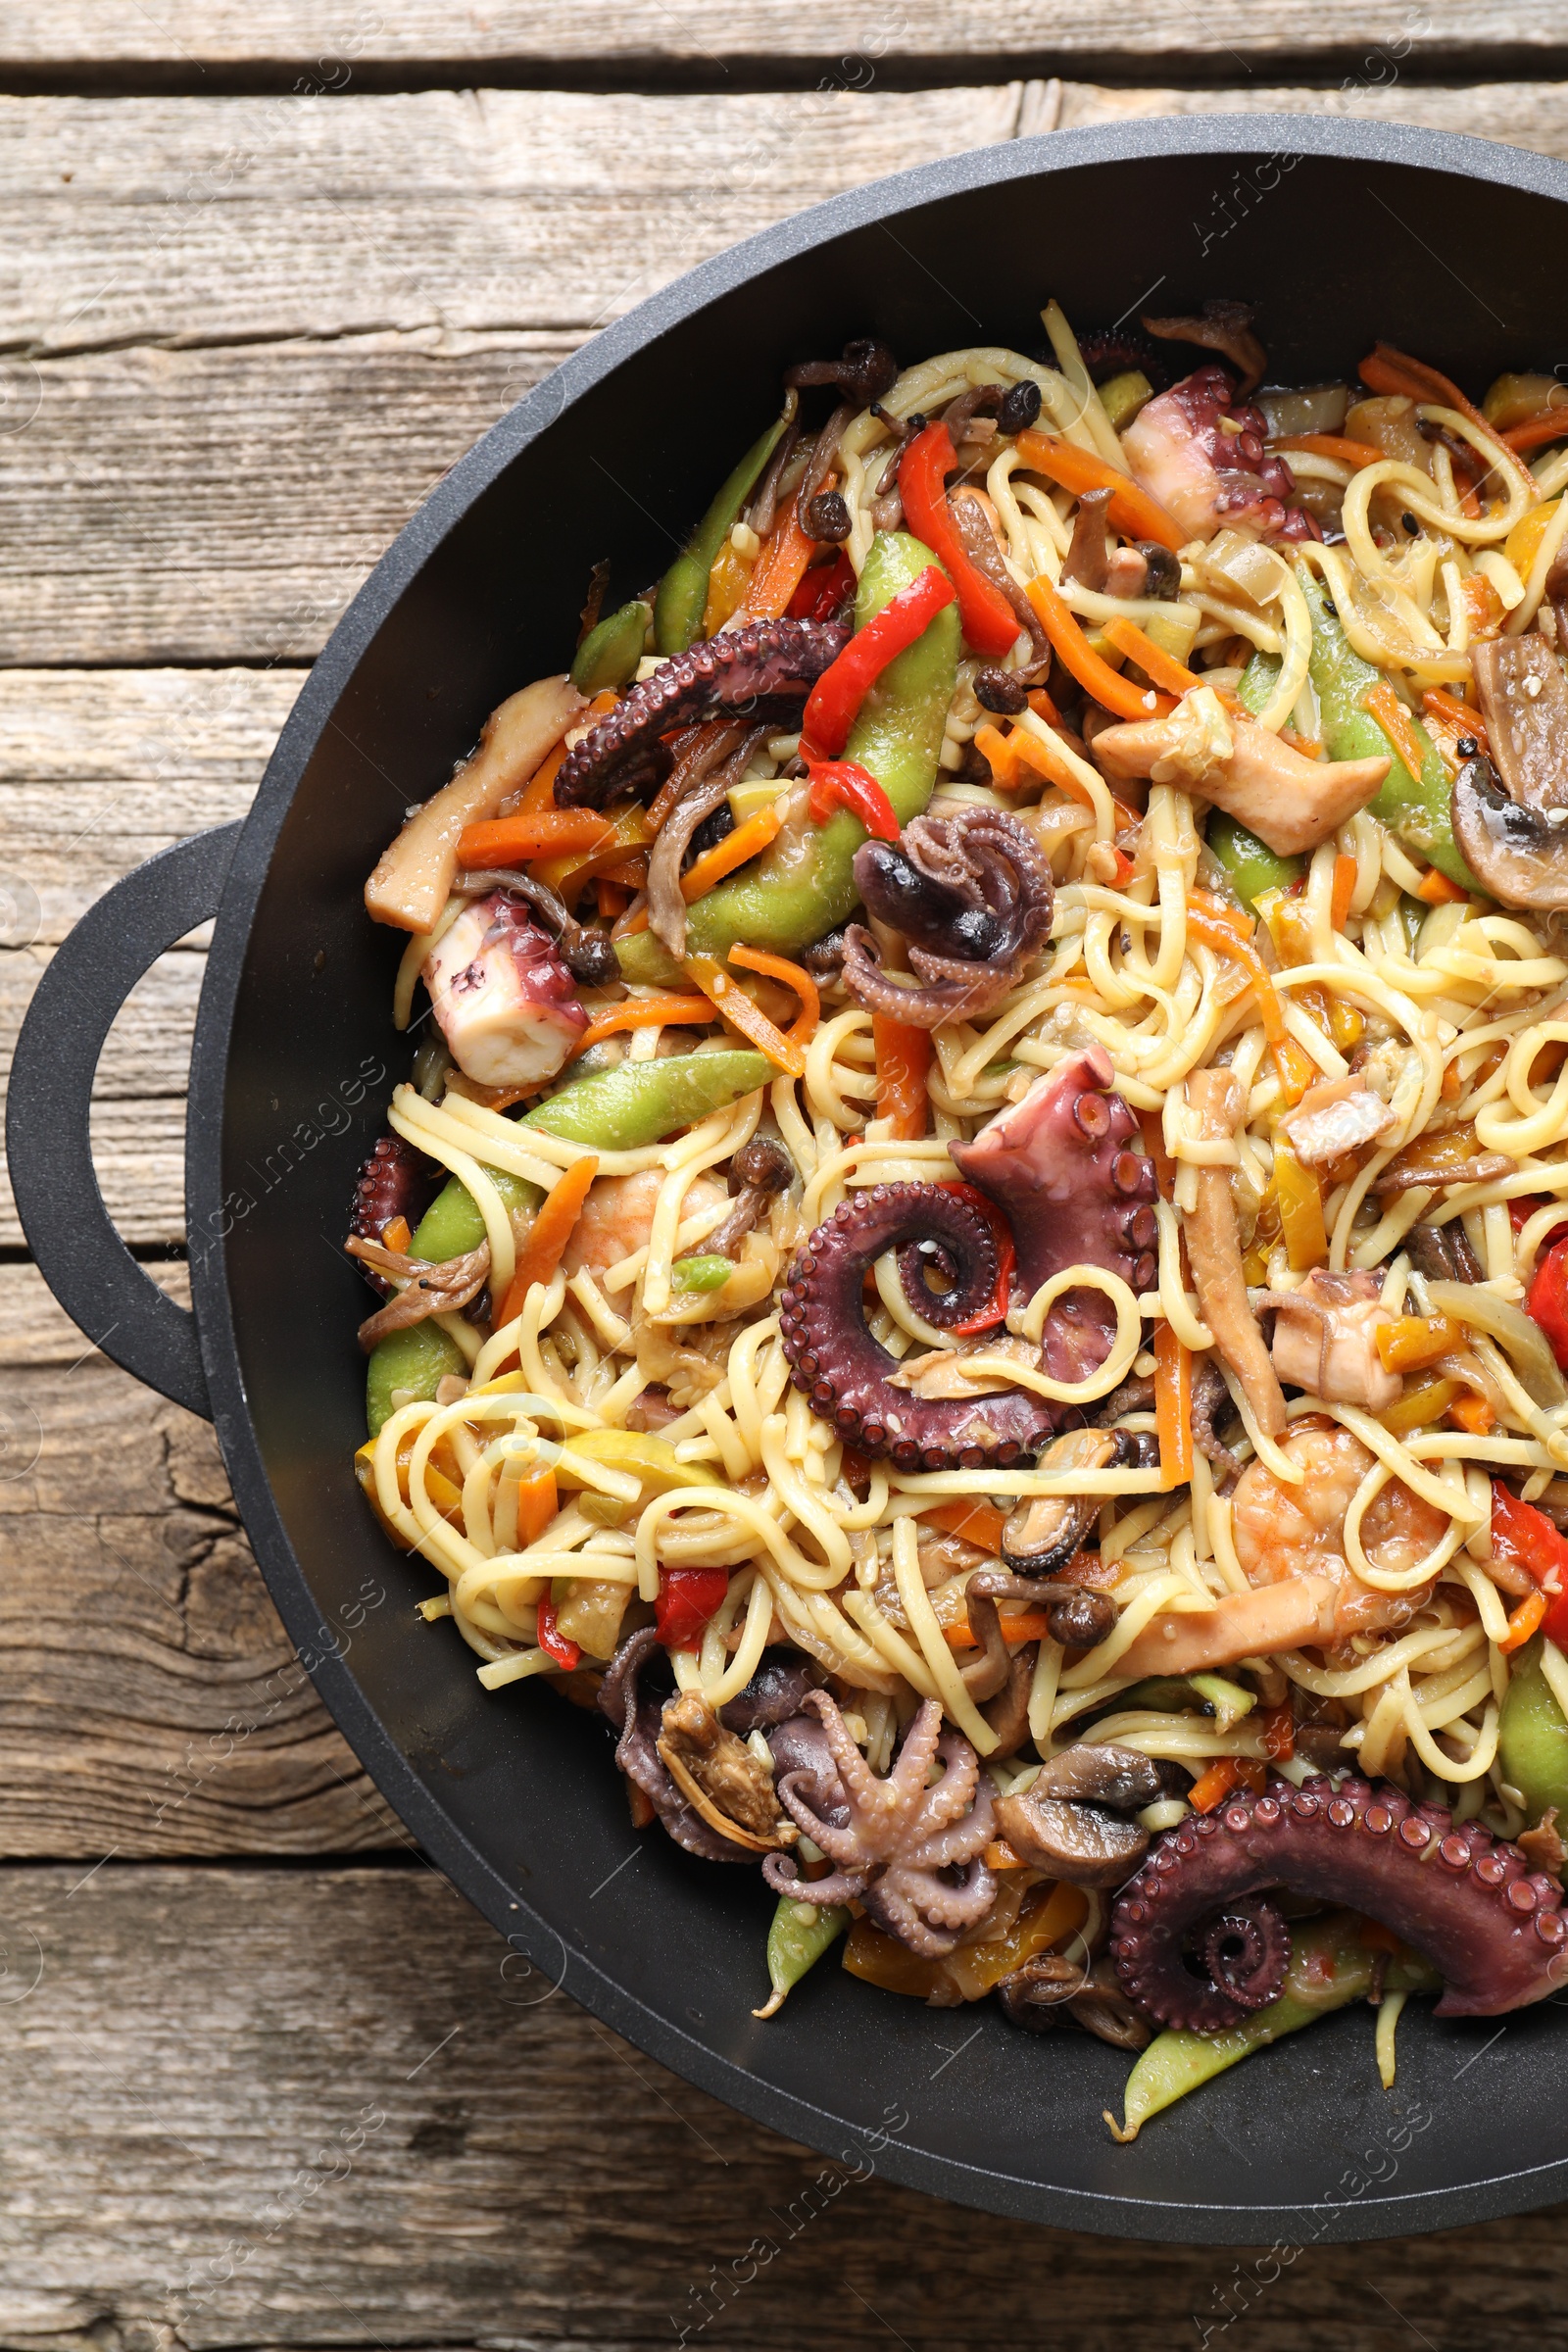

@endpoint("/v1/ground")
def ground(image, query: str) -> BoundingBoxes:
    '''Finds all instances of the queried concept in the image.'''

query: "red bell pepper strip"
[807,759,901,840]
[656,1566,730,1653]
[937,1180,1014,1335]
[802,564,956,757]
[1529,1231,1568,1372]
[787,548,855,623]
[898,422,1021,660]
[1491,1482,1568,1647]
[536,1596,581,1671]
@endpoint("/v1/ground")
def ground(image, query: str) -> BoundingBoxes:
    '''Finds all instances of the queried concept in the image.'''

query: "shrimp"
[1116,1420,1447,1679]
[1231,1421,1446,1633]
[563,1168,728,1283]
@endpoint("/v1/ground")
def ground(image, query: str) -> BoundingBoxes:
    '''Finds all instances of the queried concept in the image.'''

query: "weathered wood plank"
[0,1,1555,74]
[0,87,1024,355]
[0,1859,1559,2350]
[0,1263,402,1855]
[1059,74,1568,146]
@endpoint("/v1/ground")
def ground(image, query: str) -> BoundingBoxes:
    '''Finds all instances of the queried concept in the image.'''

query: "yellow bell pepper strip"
[1014,428,1185,550]
[844,1880,1088,2002]
[569,994,712,1057]
[898,420,1020,658]
[679,802,783,902]
[873,1013,931,1139]
[617,531,959,985]
[1153,1321,1193,1492]
[655,408,794,655]
[682,953,807,1077]
[457,808,614,865]
[802,564,956,757]
[1380,1375,1460,1438]
[496,1154,600,1328]
[1100,613,1200,698]
[727,944,820,1054]
[1025,571,1174,722]
[1376,1314,1464,1374]
[1274,1143,1329,1271]
[355,1426,466,1542]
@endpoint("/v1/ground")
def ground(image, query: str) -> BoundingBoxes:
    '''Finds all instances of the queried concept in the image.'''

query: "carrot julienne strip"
[571,994,712,1056]
[1024,572,1175,723]
[1013,428,1185,550]
[497,1155,600,1325]
[683,953,806,1076]
[1100,613,1201,697]
[679,802,783,901]
[727,943,820,1050]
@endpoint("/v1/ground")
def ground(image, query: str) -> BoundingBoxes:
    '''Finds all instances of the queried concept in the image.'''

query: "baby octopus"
[1123,363,1320,544]
[764,1690,997,1956]
[778,1046,1158,1470]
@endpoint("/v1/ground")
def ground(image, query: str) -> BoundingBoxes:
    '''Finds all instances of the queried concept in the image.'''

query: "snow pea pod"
[519,1047,771,1148]
[1300,576,1479,892]
[620,530,959,984]
[571,598,651,695]
[1116,1912,1440,2140]
[1498,1636,1568,1822]
[654,413,793,657]
[755,1894,852,2017]
[365,1320,468,1440]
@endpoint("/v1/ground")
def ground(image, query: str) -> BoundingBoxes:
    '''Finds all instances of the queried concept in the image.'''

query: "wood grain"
[0,1,1557,74]
[0,1858,1558,2350]
[0,1262,402,1855]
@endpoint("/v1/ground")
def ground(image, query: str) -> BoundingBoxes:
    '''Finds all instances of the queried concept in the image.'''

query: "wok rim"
[184,112,1568,2239]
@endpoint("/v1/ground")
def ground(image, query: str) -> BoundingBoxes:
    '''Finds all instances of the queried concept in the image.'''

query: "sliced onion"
[1424,1280,1568,1408]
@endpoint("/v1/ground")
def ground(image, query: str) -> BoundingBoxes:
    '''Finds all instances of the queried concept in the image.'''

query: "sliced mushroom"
[1451,749,1568,911]
[1405,1220,1484,1284]
[704,1135,795,1260]
[994,1744,1160,1887]
[1000,1426,1135,1578]
[1474,635,1568,812]
[1061,486,1113,592]
[998,1951,1153,2050]
[657,1690,797,1853]
[1142,300,1268,399]
[1185,1068,1287,1439]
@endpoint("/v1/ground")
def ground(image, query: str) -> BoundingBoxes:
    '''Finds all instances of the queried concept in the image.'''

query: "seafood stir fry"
[352,299,1568,2133]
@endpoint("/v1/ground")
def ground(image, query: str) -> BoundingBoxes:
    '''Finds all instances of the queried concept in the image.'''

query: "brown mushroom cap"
[1033,1741,1168,1810]
[1451,752,1568,910]
[993,1785,1149,1887]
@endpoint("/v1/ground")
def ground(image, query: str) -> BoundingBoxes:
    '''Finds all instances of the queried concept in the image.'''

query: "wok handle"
[7,823,242,1421]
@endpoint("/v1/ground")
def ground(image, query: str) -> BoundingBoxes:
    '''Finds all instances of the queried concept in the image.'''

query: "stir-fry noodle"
[353,305,1568,2132]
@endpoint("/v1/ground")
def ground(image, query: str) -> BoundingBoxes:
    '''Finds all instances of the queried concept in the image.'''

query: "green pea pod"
[571,598,651,695]
[1300,575,1480,893]
[411,1165,540,1263]
[1499,1636,1568,1820]
[1202,651,1307,911]
[366,1319,468,1440]
[654,413,792,657]
[520,1048,771,1149]
[755,1895,852,2018]
[672,1252,734,1293]
[1117,1912,1440,2140]
[620,530,960,984]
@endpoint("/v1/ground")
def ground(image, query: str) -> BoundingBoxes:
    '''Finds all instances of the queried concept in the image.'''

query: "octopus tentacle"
[1110,1774,1568,2031]
[554,616,848,807]
[779,1183,1057,1470]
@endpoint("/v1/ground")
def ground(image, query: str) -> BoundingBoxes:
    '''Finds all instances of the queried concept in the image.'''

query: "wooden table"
[4,10,1568,2341]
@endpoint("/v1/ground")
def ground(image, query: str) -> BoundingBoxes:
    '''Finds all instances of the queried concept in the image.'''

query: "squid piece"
[1182,1068,1287,1440]
[422,892,586,1088]
[365,672,583,932]
[1093,687,1389,858]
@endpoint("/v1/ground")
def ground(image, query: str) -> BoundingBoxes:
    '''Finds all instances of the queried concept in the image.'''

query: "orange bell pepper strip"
[514,1465,559,1546]
[872,1014,931,1139]
[1415,864,1470,906]
[570,994,712,1057]
[1100,613,1200,698]
[496,1154,600,1327]
[727,944,820,1053]
[1331,853,1358,930]
[457,809,614,865]
[1153,1321,1193,1492]
[1014,428,1185,551]
[679,802,783,902]
[1270,433,1388,468]
[747,506,820,621]
[682,953,806,1077]
[1358,343,1536,493]
[1024,572,1174,723]
[1446,1391,1495,1438]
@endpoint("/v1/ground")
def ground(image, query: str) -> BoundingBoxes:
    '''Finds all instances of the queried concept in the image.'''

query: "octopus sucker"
[1109,1774,1568,2032]
[780,1051,1156,1467]
[554,615,848,807]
